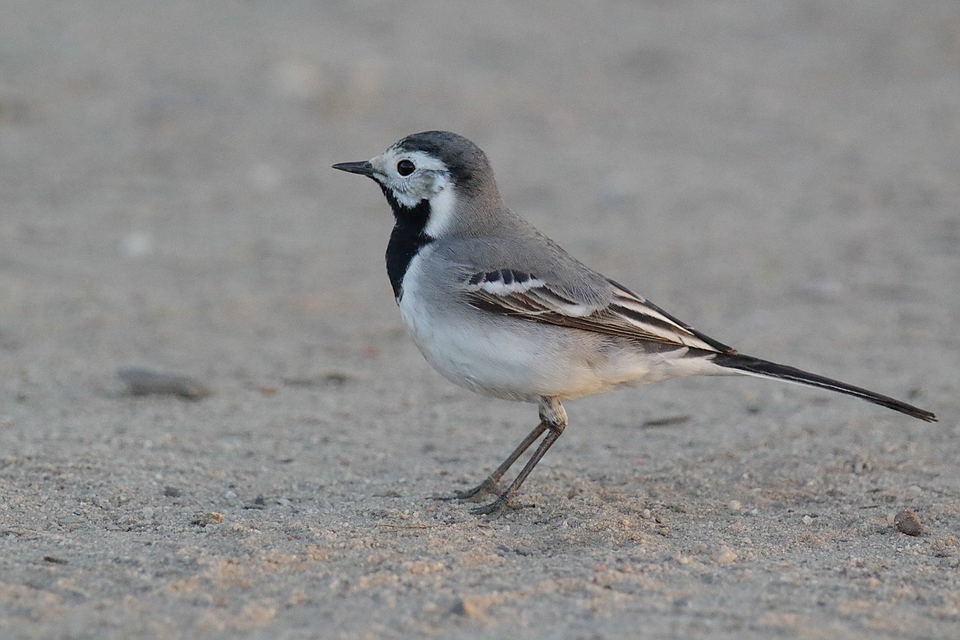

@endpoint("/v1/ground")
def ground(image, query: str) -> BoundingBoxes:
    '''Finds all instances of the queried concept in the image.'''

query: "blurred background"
[1,0,957,396]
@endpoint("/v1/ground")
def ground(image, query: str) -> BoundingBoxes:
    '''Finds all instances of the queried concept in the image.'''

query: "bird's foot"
[454,478,502,501]
[470,493,513,517]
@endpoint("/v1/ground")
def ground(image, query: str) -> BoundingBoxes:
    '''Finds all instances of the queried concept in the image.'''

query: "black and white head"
[333,131,502,239]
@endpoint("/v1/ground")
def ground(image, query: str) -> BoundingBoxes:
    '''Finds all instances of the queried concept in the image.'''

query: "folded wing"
[463,269,734,353]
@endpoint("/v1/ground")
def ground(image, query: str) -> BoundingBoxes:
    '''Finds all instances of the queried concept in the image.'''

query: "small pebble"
[642,415,691,428]
[141,507,155,519]
[450,598,483,617]
[802,515,813,525]
[640,509,652,520]
[894,509,923,536]
[118,368,213,401]
[163,486,182,498]
[727,500,741,513]
[192,512,225,527]
[715,547,737,565]
[244,494,267,510]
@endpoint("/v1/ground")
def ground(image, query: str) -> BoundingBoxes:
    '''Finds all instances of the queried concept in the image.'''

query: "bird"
[332,131,937,516]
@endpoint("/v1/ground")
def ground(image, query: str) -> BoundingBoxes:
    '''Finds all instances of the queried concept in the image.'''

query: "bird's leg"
[472,397,567,516]
[450,419,549,501]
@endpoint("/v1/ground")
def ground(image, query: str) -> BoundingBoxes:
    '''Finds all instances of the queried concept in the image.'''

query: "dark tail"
[712,353,937,422]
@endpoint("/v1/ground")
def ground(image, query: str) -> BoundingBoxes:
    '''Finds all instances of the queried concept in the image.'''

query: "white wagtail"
[333,131,937,516]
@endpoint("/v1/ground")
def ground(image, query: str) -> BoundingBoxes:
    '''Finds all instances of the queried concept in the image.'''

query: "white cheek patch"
[423,180,456,238]
[374,148,458,232]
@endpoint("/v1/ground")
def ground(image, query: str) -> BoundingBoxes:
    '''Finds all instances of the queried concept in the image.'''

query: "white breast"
[397,249,599,401]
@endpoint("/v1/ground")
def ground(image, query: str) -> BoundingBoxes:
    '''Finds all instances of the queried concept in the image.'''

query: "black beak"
[332,161,375,177]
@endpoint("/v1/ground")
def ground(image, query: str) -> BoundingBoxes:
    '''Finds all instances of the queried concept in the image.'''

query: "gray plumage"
[333,131,936,516]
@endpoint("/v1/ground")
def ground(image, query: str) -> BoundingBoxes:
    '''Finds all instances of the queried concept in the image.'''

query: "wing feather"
[463,270,734,353]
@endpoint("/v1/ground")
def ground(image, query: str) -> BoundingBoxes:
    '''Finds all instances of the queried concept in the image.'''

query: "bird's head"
[334,131,501,238]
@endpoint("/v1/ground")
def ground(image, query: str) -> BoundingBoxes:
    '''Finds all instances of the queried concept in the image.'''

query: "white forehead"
[374,147,449,173]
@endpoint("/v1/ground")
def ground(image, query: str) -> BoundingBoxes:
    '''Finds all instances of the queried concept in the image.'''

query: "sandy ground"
[1,1,959,638]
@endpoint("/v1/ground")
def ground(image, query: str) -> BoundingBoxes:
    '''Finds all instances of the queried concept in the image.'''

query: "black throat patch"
[382,187,433,301]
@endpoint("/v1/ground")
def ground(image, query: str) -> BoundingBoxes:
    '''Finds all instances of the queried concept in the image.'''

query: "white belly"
[396,251,720,402]
[397,251,583,400]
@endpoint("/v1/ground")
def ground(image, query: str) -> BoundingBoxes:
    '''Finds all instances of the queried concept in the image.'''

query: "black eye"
[396,159,415,176]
